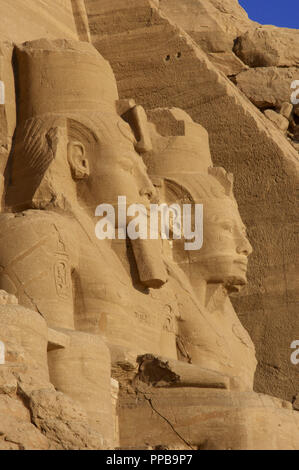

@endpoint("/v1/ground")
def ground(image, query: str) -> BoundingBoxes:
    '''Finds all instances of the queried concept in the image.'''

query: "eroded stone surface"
[0,0,78,42]
[264,109,290,133]
[0,305,106,449]
[235,67,299,108]
[234,26,299,67]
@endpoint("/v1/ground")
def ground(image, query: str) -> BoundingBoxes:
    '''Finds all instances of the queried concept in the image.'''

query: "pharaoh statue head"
[7,39,155,212]
[144,108,253,293]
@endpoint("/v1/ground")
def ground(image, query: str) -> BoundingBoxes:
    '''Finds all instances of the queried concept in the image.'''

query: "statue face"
[197,198,252,286]
[173,197,252,288]
[86,119,156,210]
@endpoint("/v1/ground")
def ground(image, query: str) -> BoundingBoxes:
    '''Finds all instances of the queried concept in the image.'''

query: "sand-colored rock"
[208,51,248,76]
[48,330,114,444]
[158,0,256,52]
[0,303,106,449]
[264,109,290,133]
[235,67,299,108]
[113,351,299,450]
[234,26,299,67]
[157,1,250,77]
[118,384,299,450]
[0,413,50,450]
[0,305,50,381]
[0,0,78,43]
[26,388,106,450]
[280,102,294,121]
[208,0,258,35]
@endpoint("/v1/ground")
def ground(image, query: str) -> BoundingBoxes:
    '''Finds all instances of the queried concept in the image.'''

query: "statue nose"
[236,236,253,257]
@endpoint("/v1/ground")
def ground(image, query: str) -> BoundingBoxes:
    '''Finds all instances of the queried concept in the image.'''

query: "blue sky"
[239,0,299,29]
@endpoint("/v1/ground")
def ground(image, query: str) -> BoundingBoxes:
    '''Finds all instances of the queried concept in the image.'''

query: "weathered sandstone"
[235,67,299,108]
[234,26,299,68]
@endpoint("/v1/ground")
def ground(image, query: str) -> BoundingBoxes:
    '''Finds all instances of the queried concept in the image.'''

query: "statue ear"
[67,141,90,180]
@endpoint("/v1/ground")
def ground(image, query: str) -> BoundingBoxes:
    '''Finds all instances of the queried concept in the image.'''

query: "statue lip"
[234,257,248,268]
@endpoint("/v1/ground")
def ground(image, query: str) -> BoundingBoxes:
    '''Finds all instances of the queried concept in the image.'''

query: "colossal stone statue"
[1,39,240,389]
[116,108,299,451]
[144,108,257,390]
[1,39,171,357]
[0,38,298,450]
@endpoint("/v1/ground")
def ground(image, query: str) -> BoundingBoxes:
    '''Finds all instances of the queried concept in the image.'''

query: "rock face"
[158,0,254,77]
[0,0,78,42]
[264,109,289,132]
[207,51,248,77]
[0,0,298,451]
[0,303,106,450]
[234,26,299,67]
[159,0,256,50]
[235,67,299,108]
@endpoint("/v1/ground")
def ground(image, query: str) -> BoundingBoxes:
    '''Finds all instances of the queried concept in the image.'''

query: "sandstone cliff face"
[234,26,299,68]
[156,0,255,75]
[235,67,299,108]
[0,0,78,43]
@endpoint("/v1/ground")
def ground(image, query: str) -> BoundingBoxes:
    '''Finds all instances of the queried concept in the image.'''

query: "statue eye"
[222,223,233,233]
[119,158,134,172]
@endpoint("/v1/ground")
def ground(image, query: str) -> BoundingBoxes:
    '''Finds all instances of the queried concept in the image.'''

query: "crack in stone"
[144,394,194,450]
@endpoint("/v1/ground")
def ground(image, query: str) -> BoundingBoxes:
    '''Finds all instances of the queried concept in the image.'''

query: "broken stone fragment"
[208,51,248,77]
[280,102,293,121]
[234,26,299,67]
[47,328,70,351]
[235,67,299,108]
[136,354,230,389]
[264,109,290,133]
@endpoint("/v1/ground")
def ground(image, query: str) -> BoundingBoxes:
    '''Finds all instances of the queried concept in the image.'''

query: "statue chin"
[207,263,248,291]
[223,273,248,293]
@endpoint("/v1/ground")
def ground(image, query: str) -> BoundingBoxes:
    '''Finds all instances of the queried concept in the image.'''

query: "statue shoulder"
[0,209,74,231]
